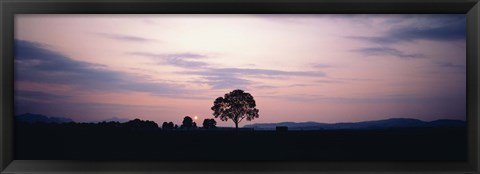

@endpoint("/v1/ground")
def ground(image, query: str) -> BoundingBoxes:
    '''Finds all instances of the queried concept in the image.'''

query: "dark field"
[16,123,467,161]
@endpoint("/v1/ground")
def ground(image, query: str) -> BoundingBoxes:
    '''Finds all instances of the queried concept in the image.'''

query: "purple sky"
[14,14,466,127]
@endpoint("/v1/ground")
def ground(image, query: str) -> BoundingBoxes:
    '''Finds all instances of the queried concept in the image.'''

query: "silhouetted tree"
[193,122,197,128]
[162,121,174,130]
[181,116,194,129]
[211,89,259,129]
[124,118,158,130]
[202,118,217,129]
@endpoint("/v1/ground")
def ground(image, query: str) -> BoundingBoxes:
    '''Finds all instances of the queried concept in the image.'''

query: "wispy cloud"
[15,97,173,122]
[353,47,425,59]
[15,40,190,97]
[204,75,253,90]
[311,63,333,69]
[129,52,206,59]
[130,51,327,90]
[259,93,453,104]
[182,68,326,90]
[129,51,208,68]
[335,77,378,81]
[347,15,466,44]
[347,36,398,45]
[204,68,326,77]
[95,33,156,42]
[435,61,466,71]
[15,90,71,103]
[316,80,342,84]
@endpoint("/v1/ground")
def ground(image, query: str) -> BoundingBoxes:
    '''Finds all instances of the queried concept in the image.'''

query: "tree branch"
[238,116,245,123]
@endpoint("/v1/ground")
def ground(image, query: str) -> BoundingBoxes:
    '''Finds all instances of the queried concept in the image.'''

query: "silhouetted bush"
[124,118,158,130]
[202,119,217,129]
[162,121,175,130]
[181,116,194,129]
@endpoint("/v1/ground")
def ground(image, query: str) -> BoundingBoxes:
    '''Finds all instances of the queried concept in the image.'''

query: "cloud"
[353,47,425,59]
[316,80,342,84]
[311,63,332,68]
[15,40,189,97]
[347,36,399,45]
[129,52,208,68]
[335,77,378,81]
[163,58,208,68]
[207,68,326,77]
[131,51,327,76]
[258,94,455,104]
[132,52,327,90]
[185,72,253,90]
[129,52,206,59]
[287,84,311,87]
[387,16,465,42]
[204,75,253,90]
[15,90,70,103]
[435,61,466,71]
[182,68,326,90]
[95,33,156,42]
[348,15,466,44]
[15,97,172,122]
[251,83,312,90]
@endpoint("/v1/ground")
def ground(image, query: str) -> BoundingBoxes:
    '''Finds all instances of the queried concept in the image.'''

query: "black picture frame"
[1,0,479,173]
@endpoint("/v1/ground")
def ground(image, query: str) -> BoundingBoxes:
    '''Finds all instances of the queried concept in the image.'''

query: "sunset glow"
[14,14,466,127]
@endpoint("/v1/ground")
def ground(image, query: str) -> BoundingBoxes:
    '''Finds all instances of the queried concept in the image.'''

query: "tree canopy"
[211,89,259,129]
[202,118,217,129]
[162,121,174,130]
[181,116,194,129]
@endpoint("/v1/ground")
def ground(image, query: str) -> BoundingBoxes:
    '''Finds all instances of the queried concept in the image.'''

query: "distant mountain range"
[17,113,466,130]
[16,113,74,123]
[16,113,131,124]
[244,118,466,130]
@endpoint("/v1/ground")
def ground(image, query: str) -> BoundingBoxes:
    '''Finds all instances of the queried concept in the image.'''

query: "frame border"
[1,0,479,173]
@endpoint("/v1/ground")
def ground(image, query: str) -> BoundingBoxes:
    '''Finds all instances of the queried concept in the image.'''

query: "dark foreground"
[16,123,466,161]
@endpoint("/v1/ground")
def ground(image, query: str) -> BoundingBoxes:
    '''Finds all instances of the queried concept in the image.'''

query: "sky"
[14,14,466,127]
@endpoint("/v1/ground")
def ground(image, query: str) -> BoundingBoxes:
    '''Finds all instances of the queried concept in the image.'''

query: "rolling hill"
[244,118,465,130]
[16,113,74,123]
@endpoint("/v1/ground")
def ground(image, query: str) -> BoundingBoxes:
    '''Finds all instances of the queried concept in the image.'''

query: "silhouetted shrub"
[162,121,175,130]
[202,119,217,129]
[124,118,158,130]
[181,116,194,129]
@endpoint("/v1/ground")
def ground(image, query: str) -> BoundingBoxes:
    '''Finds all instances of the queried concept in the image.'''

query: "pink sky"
[14,14,466,127]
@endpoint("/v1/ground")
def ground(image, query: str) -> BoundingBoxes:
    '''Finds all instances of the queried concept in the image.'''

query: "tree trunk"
[234,115,239,130]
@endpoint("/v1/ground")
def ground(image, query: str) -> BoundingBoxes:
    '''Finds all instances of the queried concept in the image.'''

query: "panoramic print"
[14,14,466,160]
